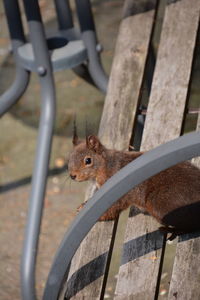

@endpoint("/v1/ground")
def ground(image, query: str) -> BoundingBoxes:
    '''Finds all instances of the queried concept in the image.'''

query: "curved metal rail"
[43,131,200,300]
[0,0,30,116]
[0,66,30,116]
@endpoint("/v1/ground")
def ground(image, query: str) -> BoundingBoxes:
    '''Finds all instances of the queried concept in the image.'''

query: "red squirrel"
[68,133,200,237]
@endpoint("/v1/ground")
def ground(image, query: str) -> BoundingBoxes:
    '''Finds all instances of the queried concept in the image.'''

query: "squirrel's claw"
[76,201,88,213]
[159,226,183,241]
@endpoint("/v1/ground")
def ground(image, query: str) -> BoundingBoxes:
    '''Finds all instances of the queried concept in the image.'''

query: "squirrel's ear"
[86,135,103,153]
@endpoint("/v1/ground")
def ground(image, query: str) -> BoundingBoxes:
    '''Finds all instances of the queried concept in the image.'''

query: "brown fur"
[68,135,200,234]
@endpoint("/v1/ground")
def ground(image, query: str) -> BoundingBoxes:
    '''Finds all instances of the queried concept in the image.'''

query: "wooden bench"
[63,0,200,299]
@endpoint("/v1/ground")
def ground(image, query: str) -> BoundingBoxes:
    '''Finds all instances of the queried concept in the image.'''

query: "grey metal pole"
[20,1,56,300]
[54,0,73,31]
[81,30,108,93]
[43,131,200,299]
[21,73,56,300]
[0,65,30,116]
[0,0,30,116]
[75,0,108,93]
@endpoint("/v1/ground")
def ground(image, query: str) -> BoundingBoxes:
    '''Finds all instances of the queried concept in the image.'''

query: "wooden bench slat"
[168,116,200,300]
[168,232,200,300]
[114,213,165,300]
[63,222,118,299]
[64,0,157,298]
[142,0,200,148]
[99,0,158,149]
[115,0,199,298]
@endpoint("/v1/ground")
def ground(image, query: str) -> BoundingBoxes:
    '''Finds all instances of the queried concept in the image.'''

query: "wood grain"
[142,0,200,148]
[115,0,200,298]
[64,0,157,298]
[168,233,200,300]
[114,213,165,300]
[99,0,157,149]
[62,222,117,299]
[168,115,200,300]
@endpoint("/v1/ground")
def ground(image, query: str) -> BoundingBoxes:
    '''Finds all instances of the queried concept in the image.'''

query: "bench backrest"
[64,0,200,299]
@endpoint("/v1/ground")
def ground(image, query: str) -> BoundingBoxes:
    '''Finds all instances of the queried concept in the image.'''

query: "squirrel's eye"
[84,157,92,165]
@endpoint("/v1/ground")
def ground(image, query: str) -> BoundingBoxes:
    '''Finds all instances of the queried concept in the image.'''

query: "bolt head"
[37,66,46,76]
[96,44,103,53]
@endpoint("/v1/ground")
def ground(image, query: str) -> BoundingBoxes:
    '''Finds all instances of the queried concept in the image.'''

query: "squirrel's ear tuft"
[72,131,79,146]
[72,117,79,146]
[73,135,79,146]
[86,135,103,153]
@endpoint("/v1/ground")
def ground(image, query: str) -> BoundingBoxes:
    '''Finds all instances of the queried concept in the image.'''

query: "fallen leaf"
[149,255,158,261]
[55,157,65,168]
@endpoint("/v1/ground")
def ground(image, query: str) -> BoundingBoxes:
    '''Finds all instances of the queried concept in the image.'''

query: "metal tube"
[75,0,108,93]
[54,0,73,31]
[0,0,29,115]
[82,31,108,93]
[21,1,56,300]
[21,74,55,300]
[43,131,200,300]
[75,0,96,33]
[0,66,30,116]
[3,0,26,50]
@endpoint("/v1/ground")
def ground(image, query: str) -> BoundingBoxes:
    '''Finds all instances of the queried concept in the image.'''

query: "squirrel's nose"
[70,174,76,180]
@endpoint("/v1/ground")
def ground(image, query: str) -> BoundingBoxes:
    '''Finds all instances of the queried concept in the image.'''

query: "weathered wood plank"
[168,115,200,300]
[114,213,165,300]
[99,0,158,149]
[64,0,157,298]
[142,0,200,148]
[115,0,200,298]
[62,222,118,299]
[168,233,200,300]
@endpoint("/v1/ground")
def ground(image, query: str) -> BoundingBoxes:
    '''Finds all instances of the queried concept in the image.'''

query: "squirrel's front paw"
[76,201,87,213]
[98,215,113,222]
[98,211,119,222]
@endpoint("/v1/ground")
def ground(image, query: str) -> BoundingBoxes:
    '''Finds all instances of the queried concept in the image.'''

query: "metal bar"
[43,131,200,300]
[81,30,108,93]
[3,0,26,52]
[54,0,73,31]
[0,0,30,115]
[20,1,56,300]
[187,109,200,114]
[75,0,108,93]
[139,107,200,115]
[54,0,98,88]
[0,66,30,116]
[75,0,96,33]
